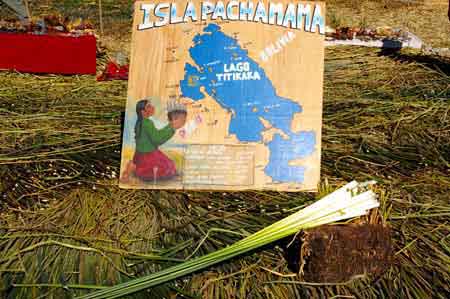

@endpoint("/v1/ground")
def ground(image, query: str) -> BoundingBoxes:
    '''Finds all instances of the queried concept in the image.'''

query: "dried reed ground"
[1,0,450,298]
[1,47,449,299]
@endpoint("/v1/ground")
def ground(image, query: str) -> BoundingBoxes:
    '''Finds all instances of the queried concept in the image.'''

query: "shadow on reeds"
[119,110,126,145]
[378,48,450,76]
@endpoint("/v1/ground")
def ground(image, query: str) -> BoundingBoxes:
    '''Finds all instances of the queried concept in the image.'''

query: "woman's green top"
[136,119,175,153]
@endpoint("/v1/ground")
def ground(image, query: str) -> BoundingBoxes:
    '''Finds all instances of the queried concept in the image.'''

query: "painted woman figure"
[121,98,186,181]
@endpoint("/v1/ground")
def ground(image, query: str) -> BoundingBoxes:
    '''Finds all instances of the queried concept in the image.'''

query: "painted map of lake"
[180,24,316,183]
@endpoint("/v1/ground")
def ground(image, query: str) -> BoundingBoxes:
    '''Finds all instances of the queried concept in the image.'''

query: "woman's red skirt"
[133,150,177,180]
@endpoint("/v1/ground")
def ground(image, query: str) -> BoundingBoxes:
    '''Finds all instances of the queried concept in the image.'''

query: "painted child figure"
[121,99,187,182]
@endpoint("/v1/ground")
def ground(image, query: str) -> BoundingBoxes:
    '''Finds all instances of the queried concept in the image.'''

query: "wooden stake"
[98,0,104,35]
[24,0,31,20]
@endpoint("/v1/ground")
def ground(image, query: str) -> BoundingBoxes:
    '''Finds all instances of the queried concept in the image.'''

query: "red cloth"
[0,33,96,75]
[97,61,129,81]
[133,150,177,180]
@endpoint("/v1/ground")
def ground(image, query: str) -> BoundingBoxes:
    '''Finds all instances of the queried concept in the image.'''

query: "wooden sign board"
[120,1,325,191]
